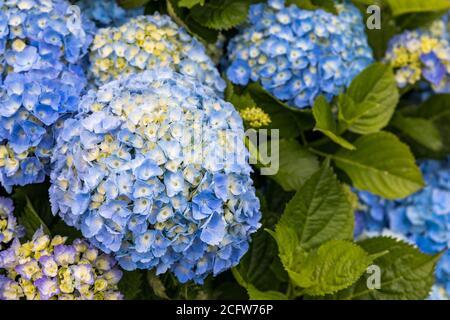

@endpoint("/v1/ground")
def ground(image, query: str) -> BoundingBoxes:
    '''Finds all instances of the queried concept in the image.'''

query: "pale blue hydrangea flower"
[0,228,123,300]
[226,0,373,109]
[355,158,450,300]
[0,197,23,250]
[89,13,226,95]
[385,13,450,93]
[75,0,144,28]
[49,68,261,284]
[0,0,94,192]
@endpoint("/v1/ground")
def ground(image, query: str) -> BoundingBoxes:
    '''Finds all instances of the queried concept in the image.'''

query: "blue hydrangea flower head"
[49,68,261,284]
[225,0,374,109]
[0,228,123,300]
[75,0,144,28]
[355,158,450,299]
[0,0,94,191]
[89,13,226,95]
[0,197,23,250]
[384,14,450,93]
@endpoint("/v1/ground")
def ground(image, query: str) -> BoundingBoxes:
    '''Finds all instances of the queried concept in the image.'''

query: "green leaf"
[334,131,424,199]
[246,83,313,138]
[288,240,373,296]
[191,0,253,30]
[276,164,354,251]
[313,96,356,150]
[178,0,204,8]
[385,0,450,16]
[118,270,143,300]
[286,0,337,14]
[232,269,288,300]
[338,63,399,134]
[167,0,219,43]
[330,237,440,300]
[260,139,320,192]
[247,285,288,300]
[147,271,170,299]
[15,196,50,239]
[234,226,285,291]
[391,114,443,151]
[118,0,151,9]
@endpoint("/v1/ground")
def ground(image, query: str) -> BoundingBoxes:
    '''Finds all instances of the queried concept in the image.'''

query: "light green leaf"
[247,285,288,300]
[334,131,424,199]
[276,164,354,251]
[191,0,252,30]
[391,114,443,151]
[313,96,356,150]
[339,63,399,134]
[178,0,204,8]
[260,139,320,191]
[385,0,450,16]
[288,240,373,296]
[330,237,440,300]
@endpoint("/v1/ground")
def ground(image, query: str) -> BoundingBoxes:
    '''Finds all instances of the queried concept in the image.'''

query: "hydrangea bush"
[355,158,450,299]
[89,13,226,94]
[0,228,123,300]
[226,0,374,109]
[0,0,93,191]
[0,0,448,301]
[49,68,261,283]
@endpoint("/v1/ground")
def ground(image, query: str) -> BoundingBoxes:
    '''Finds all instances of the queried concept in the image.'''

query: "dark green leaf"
[118,270,143,300]
[246,83,313,138]
[118,0,151,9]
[260,139,320,191]
[15,196,51,239]
[391,114,443,151]
[313,96,356,150]
[191,0,253,30]
[147,271,170,299]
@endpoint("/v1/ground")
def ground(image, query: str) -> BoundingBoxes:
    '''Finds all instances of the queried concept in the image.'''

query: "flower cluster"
[89,13,226,94]
[355,158,450,299]
[0,197,23,250]
[0,228,123,300]
[75,0,144,28]
[240,107,271,128]
[384,14,450,93]
[49,68,261,284]
[225,0,373,109]
[0,0,94,191]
